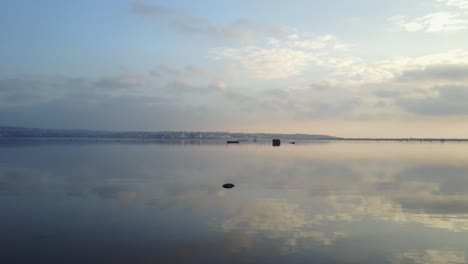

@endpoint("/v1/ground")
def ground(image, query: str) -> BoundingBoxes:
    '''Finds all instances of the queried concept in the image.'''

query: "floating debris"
[222,183,235,189]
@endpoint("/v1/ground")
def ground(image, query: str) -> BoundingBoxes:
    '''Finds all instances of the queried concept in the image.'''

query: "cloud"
[150,64,207,78]
[130,2,172,16]
[0,75,91,106]
[389,1,468,33]
[397,195,468,214]
[0,70,276,131]
[0,74,225,130]
[211,46,312,79]
[259,84,361,119]
[398,64,468,82]
[95,73,145,89]
[0,73,150,109]
[330,50,468,84]
[166,78,227,94]
[396,86,468,115]
[167,15,218,36]
[389,12,468,32]
[184,65,207,76]
[118,4,468,122]
[436,0,468,9]
[130,2,284,41]
[6,49,468,130]
[156,64,228,94]
[210,34,341,79]
[395,250,466,264]
[221,19,274,41]
[168,18,268,41]
[212,39,468,84]
[150,64,179,77]
[374,89,402,98]
[340,16,362,25]
[268,34,337,50]
[210,80,227,90]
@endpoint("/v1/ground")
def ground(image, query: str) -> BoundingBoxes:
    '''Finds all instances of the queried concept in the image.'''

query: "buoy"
[222,183,235,189]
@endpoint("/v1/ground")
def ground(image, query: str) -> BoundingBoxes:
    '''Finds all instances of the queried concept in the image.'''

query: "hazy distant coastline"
[2,126,468,142]
[0,126,338,141]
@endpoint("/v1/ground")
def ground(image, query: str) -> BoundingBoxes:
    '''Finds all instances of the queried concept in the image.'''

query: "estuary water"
[1,140,468,263]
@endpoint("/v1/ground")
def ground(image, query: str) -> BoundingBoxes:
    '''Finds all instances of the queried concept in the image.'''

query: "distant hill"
[0,126,341,140]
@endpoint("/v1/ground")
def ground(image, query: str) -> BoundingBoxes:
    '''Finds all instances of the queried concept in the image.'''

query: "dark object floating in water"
[272,139,281,147]
[290,141,296,144]
[227,140,240,144]
[223,183,235,189]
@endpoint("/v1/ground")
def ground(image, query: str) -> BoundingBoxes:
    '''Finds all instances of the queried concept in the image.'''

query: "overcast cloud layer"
[1,0,468,137]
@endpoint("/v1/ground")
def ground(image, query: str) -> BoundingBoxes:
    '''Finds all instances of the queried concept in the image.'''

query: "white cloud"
[436,0,468,9]
[269,34,337,50]
[211,46,312,79]
[329,50,468,84]
[214,29,468,84]
[211,34,342,79]
[389,12,468,32]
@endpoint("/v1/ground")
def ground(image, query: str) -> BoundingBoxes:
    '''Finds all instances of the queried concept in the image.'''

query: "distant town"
[0,126,467,142]
[0,126,338,141]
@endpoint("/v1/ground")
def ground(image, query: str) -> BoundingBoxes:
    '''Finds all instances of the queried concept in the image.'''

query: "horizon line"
[2,125,468,140]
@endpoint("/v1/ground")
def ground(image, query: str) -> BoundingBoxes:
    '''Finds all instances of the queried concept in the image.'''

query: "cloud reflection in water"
[1,141,468,262]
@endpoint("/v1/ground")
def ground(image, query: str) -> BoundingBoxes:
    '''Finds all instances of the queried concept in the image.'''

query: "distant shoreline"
[1,136,467,143]
[1,126,467,142]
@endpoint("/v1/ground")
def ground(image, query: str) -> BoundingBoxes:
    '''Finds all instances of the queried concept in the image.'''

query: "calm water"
[1,140,468,263]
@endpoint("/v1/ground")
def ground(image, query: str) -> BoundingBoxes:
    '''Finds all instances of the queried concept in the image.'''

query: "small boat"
[290,142,296,144]
[227,140,240,144]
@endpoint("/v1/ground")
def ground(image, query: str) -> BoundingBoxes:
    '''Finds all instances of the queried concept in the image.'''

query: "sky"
[2,0,468,137]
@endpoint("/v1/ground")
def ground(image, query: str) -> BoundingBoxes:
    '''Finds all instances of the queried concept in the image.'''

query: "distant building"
[273,139,281,146]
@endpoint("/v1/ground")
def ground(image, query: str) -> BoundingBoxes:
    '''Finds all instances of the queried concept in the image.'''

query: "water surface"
[1,140,468,263]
